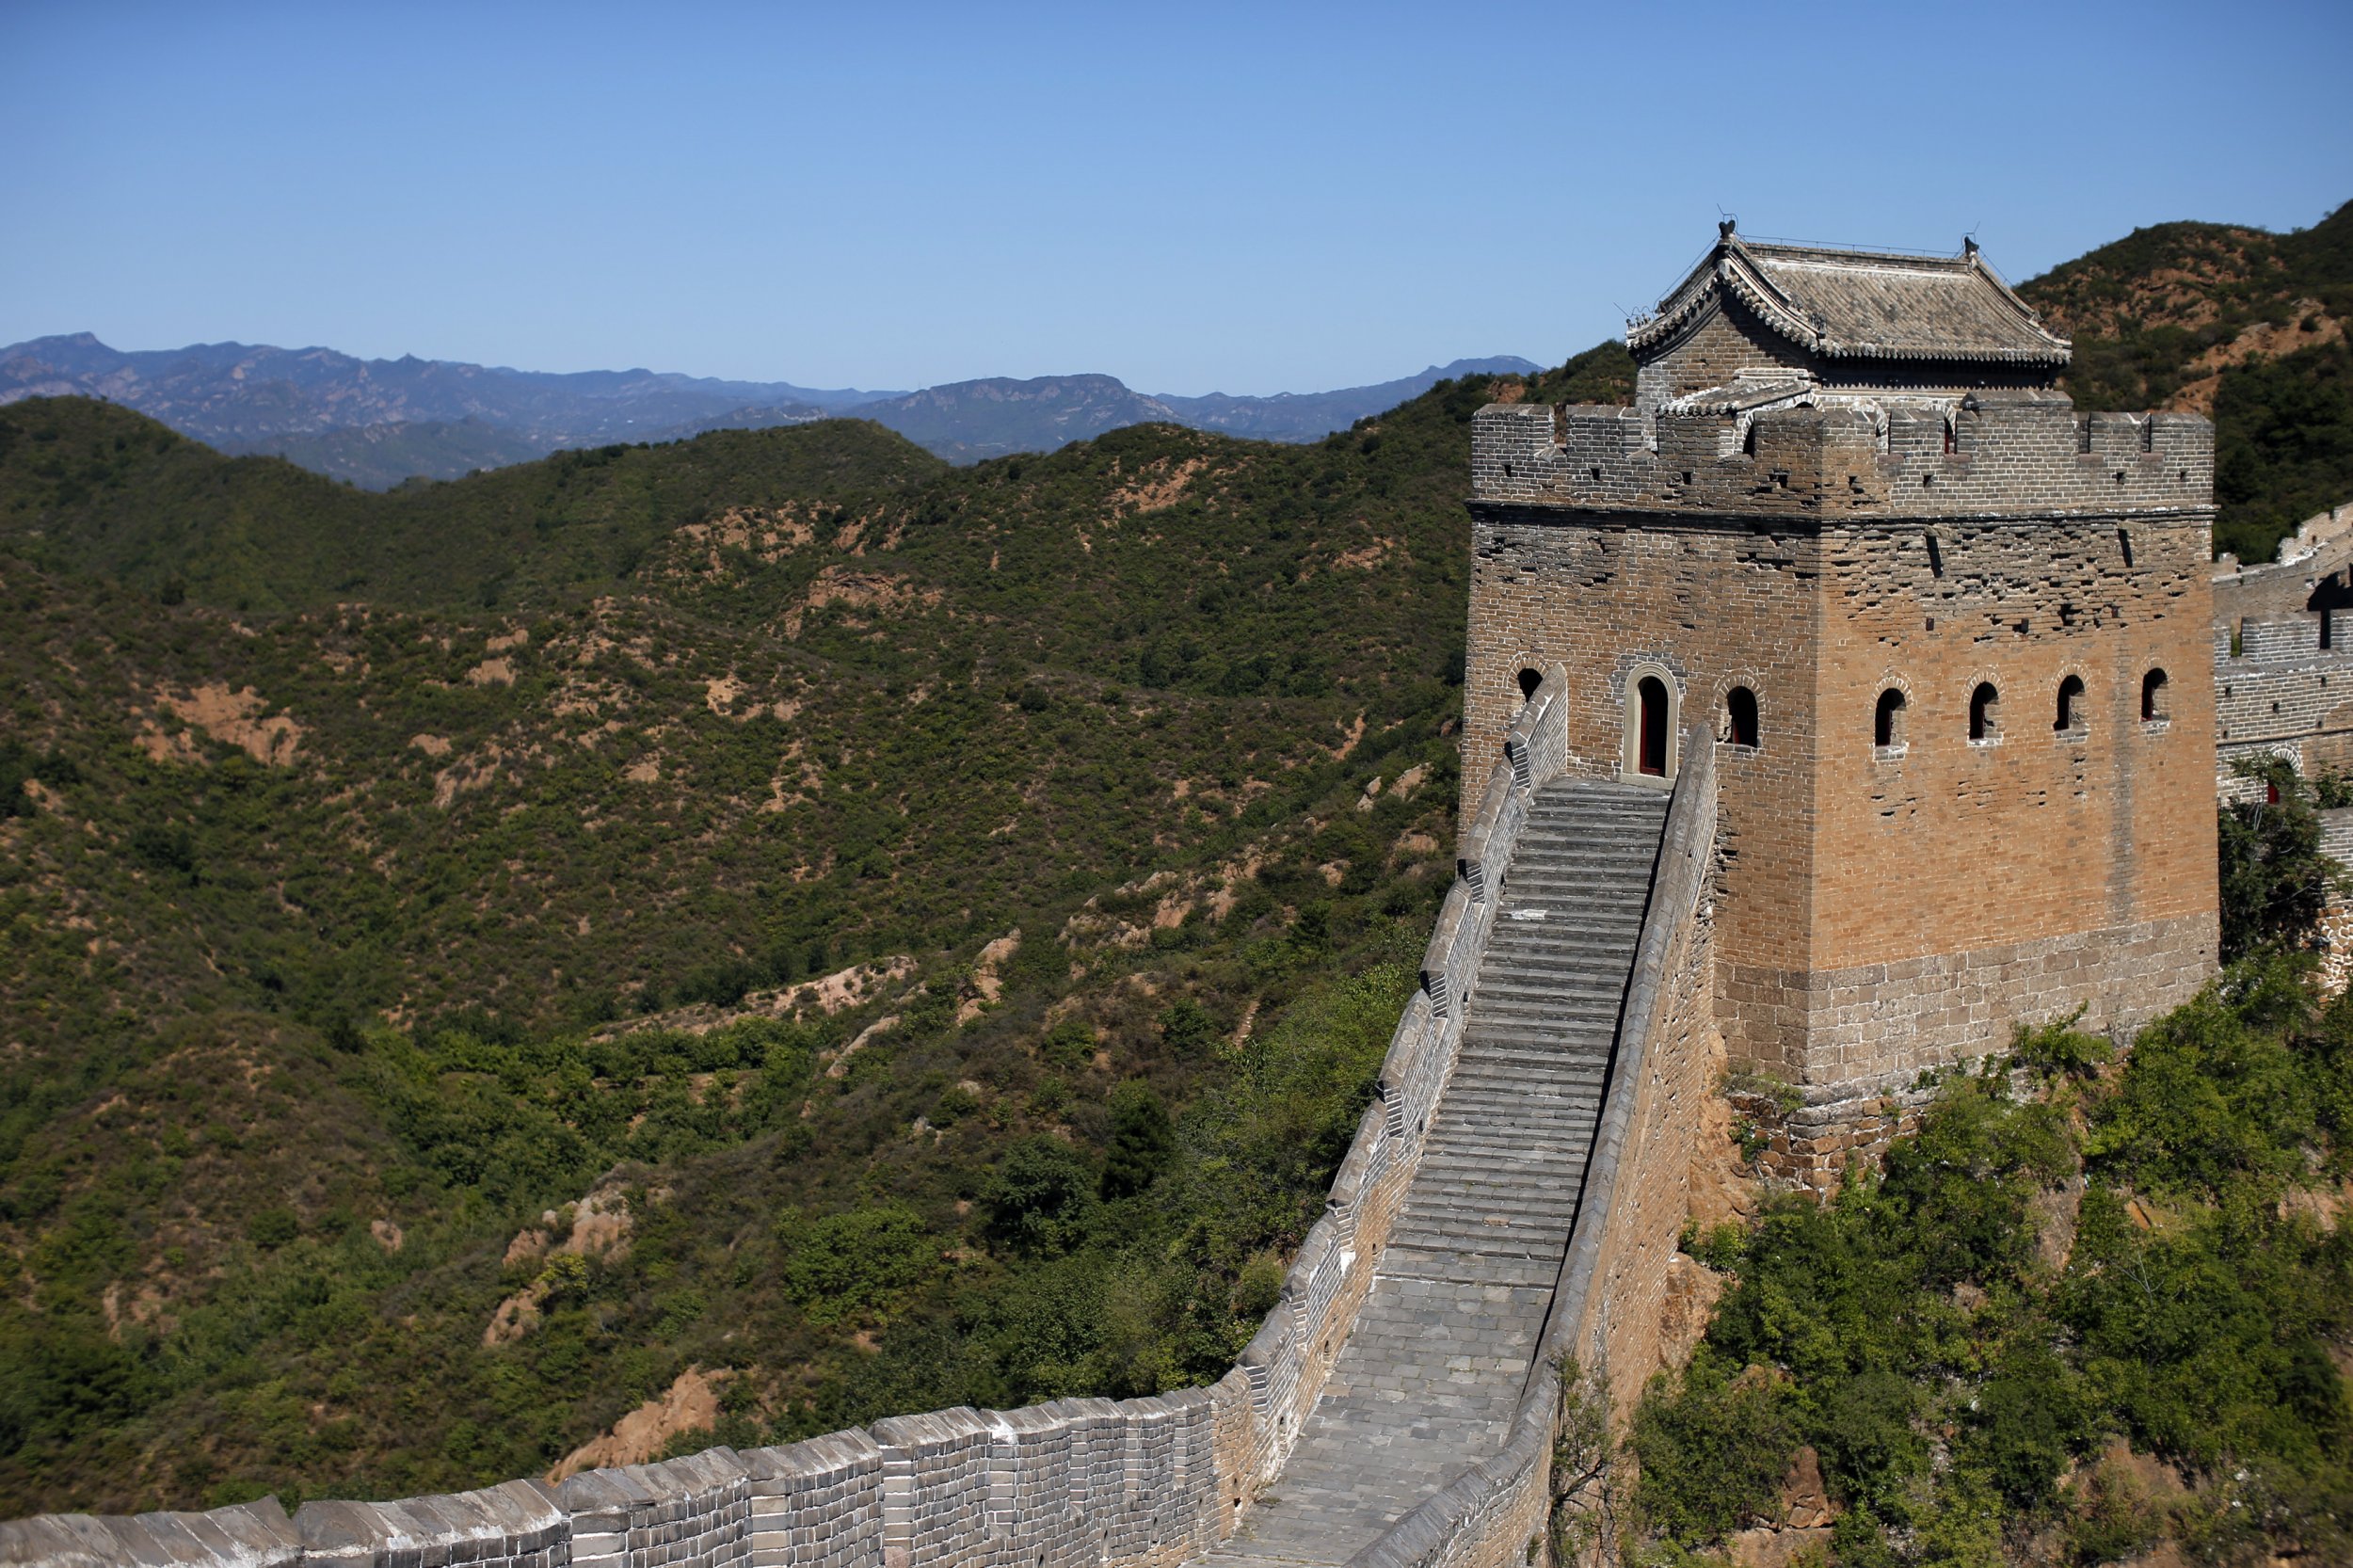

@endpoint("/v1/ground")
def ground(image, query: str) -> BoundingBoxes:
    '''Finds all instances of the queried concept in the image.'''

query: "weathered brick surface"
[292,1480,569,1568]
[559,1448,745,1568]
[1466,397,2220,1107]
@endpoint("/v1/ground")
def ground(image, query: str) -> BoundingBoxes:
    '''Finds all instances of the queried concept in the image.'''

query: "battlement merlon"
[1469,399,2215,520]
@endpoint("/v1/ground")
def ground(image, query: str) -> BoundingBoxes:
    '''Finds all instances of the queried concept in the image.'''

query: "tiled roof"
[1628,229,2072,366]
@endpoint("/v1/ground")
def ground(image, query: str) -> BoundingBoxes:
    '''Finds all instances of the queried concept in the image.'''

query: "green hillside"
[2019,200,2353,564]
[0,368,1566,1513]
[0,403,949,612]
[243,419,551,492]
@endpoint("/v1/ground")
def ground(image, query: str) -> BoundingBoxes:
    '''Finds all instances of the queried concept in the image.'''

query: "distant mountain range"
[0,333,1541,485]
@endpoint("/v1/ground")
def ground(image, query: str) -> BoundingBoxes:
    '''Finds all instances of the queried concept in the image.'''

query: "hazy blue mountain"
[854,375,1186,463]
[0,334,1545,481]
[256,419,552,491]
[0,333,891,455]
[849,360,1547,464]
[1155,357,1545,441]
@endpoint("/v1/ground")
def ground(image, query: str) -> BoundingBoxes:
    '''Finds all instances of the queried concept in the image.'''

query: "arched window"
[1516,667,1544,704]
[1970,682,2000,742]
[2141,668,2169,722]
[1637,677,1669,776]
[1725,686,1760,749]
[1874,688,1907,749]
[2055,675,2086,733]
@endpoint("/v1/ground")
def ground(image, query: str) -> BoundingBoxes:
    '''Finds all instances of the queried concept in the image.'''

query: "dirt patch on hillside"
[676,505,816,573]
[957,931,1022,1023]
[433,746,511,809]
[784,567,942,637]
[1331,712,1366,759]
[487,1182,653,1346]
[585,957,915,1042]
[1109,456,1208,514]
[548,1366,730,1481]
[140,684,303,766]
[2165,302,2345,413]
[466,657,516,687]
[1333,537,1399,570]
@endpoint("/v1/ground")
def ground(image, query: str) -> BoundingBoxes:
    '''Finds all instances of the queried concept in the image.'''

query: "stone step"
[1484,935,1646,957]
[1414,1144,1593,1176]
[1385,1212,1575,1242]
[1401,1184,1586,1217]
[1490,879,1651,906]
[1380,1239,1570,1277]
[1199,777,1670,1565]
[1442,1078,1608,1107]
[1448,1045,1614,1073]
[1424,1099,1603,1128]
[1472,974,1633,1005]
[1502,845,1660,869]
[1438,1077,1607,1106]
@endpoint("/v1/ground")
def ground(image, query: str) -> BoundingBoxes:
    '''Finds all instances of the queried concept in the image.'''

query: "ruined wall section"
[2214,614,2353,796]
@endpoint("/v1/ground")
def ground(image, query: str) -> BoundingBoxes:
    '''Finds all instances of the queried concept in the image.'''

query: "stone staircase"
[1206,779,1672,1566]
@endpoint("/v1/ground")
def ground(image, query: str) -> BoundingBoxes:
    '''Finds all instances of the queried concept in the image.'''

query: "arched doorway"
[1637,676,1669,776]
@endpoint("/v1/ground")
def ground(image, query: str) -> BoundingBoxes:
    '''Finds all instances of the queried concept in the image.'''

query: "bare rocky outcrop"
[137,683,304,766]
[548,1367,730,1482]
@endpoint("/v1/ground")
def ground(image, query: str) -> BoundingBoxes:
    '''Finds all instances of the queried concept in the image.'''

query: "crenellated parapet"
[1471,397,2213,520]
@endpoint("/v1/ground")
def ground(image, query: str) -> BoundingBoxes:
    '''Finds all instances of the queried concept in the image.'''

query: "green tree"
[1100,1081,1174,1200]
[2217,756,2345,960]
[986,1137,1098,1255]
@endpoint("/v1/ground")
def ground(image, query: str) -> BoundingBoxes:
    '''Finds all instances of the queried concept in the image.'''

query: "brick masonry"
[1465,395,2221,1112]
[2212,587,2353,798]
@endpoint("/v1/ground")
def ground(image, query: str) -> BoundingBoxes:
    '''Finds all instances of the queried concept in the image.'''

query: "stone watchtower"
[1465,223,2220,1165]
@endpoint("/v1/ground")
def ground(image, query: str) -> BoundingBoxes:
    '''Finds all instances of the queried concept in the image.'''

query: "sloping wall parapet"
[0,682,1581,1568]
[1348,728,1721,1568]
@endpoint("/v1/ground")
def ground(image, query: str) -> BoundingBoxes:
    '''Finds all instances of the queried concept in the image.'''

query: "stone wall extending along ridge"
[4,683,1644,1568]
[1346,730,1720,1568]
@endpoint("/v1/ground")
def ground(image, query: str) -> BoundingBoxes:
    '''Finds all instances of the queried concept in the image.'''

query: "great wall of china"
[8,224,2264,1566]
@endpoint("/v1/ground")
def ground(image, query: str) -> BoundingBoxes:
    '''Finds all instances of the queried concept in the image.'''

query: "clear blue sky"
[4,0,2347,395]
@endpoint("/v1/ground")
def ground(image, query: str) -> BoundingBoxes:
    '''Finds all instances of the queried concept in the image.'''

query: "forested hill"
[0,407,949,613]
[0,352,1643,1517]
[2018,198,2353,563]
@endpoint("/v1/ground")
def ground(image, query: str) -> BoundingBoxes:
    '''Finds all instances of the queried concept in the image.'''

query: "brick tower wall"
[1465,398,2220,1116]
